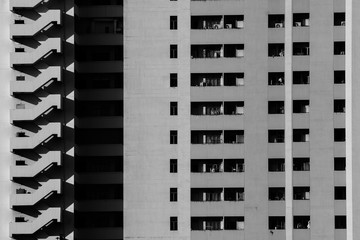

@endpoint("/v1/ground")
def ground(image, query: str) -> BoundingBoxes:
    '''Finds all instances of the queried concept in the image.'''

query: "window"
[334,42,345,55]
[293,187,310,200]
[294,216,310,229]
[268,158,285,172]
[293,100,310,113]
[268,101,284,114]
[293,158,310,171]
[268,43,285,57]
[170,45,178,58]
[335,216,346,229]
[293,129,309,142]
[268,72,284,85]
[170,159,178,173]
[170,16,178,30]
[269,216,285,230]
[334,128,345,142]
[335,187,346,200]
[293,42,310,55]
[334,157,346,171]
[293,13,310,27]
[293,71,310,84]
[334,100,345,113]
[170,102,178,115]
[334,71,345,84]
[170,217,178,231]
[170,130,178,144]
[268,14,285,28]
[170,188,178,202]
[269,188,285,201]
[268,130,285,143]
[334,13,345,26]
[170,73,178,87]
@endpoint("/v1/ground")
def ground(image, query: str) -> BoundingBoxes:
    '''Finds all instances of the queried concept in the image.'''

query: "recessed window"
[268,158,285,172]
[335,216,346,229]
[170,45,178,58]
[268,130,285,143]
[334,128,345,142]
[334,13,345,26]
[293,158,310,171]
[269,216,285,230]
[294,216,310,229]
[170,73,178,87]
[334,100,345,113]
[170,102,178,115]
[335,187,346,200]
[268,43,285,57]
[334,157,346,171]
[268,101,284,114]
[170,16,178,30]
[269,187,285,201]
[170,217,178,231]
[293,187,310,200]
[293,100,310,113]
[334,42,345,55]
[170,130,178,144]
[170,188,178,202]
[334,71,345,84]
[268,72,284,85]
[170,159,178,173]
[293,13,310,27]
[293,42,310,56]
[293,71,310,84]
[268,14,285,28]
[293,129,309,142]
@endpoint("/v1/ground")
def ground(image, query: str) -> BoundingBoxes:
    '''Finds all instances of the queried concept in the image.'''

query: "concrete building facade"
[0,0,359,240]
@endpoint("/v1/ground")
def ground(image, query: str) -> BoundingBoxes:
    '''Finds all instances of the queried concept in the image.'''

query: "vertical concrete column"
[0,1,12,240]
[309,0,335,239]
[284,0,293,238]
[243,0,269,238]
[346,0,360,239]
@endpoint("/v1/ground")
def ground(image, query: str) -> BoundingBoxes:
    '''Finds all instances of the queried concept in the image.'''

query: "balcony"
[11,123,62,150]
[11,67,61,94]
[11,38,62,66]
[191,130,244,144]
[10,208,61,235]
[11,10,61,37]
[293,42,310,56]
[293,13,310,27]
[191,101,244,124]
[11,151,61,179]
[11,95,62,122]
[11,179,61,206]
[10,0,45,9]
[191,216,244,231]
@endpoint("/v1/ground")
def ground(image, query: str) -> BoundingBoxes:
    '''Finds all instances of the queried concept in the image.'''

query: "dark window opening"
[293,71,310,84]
[334,128,345,142]
[268,158,285,172]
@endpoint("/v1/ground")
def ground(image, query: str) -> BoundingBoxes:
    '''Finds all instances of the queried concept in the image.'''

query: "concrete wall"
[0,1,13,240]
[124,0,191,239]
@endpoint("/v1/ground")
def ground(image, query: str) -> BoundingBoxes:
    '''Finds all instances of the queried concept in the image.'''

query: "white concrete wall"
[124,0,191,239]
[0,1,13,240]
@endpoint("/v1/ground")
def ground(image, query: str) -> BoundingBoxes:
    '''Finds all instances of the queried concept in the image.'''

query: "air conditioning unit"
[235,20,244,29]
[275,23,283,28]
[295,22,302,27]
[341,21,346,26]
[225,24,232,29]
[213,23,222,29]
